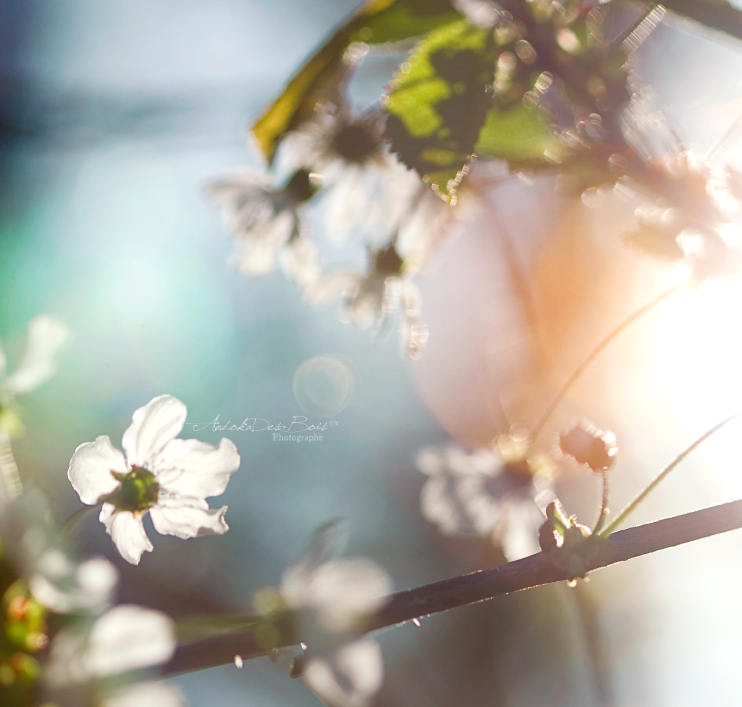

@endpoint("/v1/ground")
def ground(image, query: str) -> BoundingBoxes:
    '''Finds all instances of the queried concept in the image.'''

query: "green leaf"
[384,19,495,200]
[622,0,742,42]
[251,0,462,163]
[475,105,561,164]
[359,1,461,44]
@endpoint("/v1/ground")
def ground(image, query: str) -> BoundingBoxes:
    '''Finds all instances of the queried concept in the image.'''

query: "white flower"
[416,441,555,561]
[47,604,177,687]
[280,526,391,707]
[206,168,321,286]
[283,106,423,246]
[285,106,386,177]
[67,394,240,565]
[308,245,429,359]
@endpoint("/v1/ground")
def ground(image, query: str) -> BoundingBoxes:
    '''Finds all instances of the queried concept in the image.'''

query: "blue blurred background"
[4,1,742,706]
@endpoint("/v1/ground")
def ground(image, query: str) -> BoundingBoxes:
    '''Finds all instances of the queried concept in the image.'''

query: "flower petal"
[152,437,240,499]
[105,681,186,707]
[230,209,296,276]
[280,521,348,609]
[99,505,153,565]
[67,436,127,505]
[308,558,391,633]
[205,173,275,235]
[87,605,176,677]
[29,554,117,614]
[303,640,383,707]
[150,499,228,539]
[3,315,70,395]
[122,395,187,467]
[280,235,322,290]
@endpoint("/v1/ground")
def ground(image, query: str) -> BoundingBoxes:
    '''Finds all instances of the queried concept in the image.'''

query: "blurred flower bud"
[559,422,617,471]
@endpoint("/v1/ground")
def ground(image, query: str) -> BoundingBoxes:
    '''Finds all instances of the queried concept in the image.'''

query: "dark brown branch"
[164,498,742,676]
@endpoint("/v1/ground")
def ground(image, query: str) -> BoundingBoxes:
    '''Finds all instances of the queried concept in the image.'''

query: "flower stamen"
[108,466,160,513]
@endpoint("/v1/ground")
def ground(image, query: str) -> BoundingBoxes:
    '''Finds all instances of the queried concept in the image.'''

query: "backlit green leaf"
[475,105,561,164]
[384,19,495,200]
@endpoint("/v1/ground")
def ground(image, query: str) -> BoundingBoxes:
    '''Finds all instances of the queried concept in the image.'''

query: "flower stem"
[0,428,22,499]
[592,469,610,535]
[530,281,684,445]
[600,412,740,536]
[60,504,96,538]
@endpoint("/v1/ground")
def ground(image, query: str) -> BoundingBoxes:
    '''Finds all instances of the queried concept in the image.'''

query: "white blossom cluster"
[205,60,480,359]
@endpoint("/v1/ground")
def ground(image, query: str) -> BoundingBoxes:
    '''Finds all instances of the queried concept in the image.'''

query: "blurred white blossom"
[29,552,117,615]
[0,315,70,399]
[308,245,429,359]
[283,104,422,246]
[67,394,240,564]
[206,169,322,287]
[416,440,555,561]
[285,106,386,177]
[0,489,117,617]
[280,526,391,707]
[47,604,177,687]
[0,315,70,444]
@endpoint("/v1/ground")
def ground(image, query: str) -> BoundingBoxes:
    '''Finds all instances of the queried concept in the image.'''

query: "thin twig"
[162,497,742,676]
[592,469,610,535]
[601,412,740,536]
[530,281,684,444]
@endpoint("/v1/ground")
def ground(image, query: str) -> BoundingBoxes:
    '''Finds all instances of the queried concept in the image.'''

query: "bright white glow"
[654,280,742,493]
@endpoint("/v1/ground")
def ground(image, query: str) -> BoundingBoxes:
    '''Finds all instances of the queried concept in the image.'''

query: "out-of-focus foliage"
[384,19,494,201]
[251,0,461,163]
[0,549,46,707]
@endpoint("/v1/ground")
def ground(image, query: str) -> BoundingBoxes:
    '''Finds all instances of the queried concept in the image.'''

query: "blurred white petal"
[3,315,70,395]
[303,640,384,707]
[105,681,187,707]
[47,605,176,686]
[308,559,392,633]
[30,554,117,614]
[87,605,177,677]
[280,236,322,290]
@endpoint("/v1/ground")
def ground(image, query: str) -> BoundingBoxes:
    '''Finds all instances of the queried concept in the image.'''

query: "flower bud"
[559,422,617,471]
